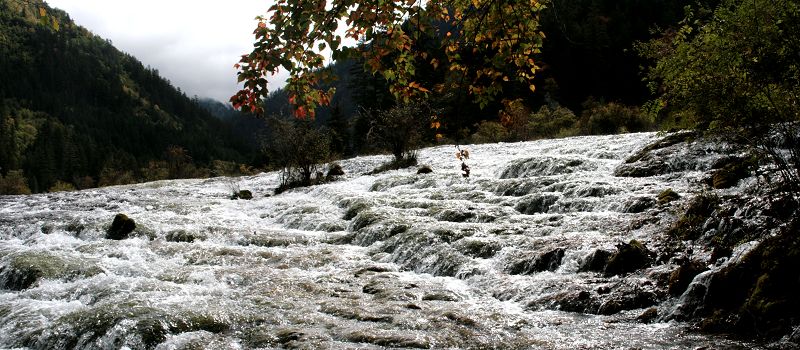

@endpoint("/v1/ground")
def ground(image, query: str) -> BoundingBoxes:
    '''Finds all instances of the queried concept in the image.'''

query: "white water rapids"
[0,132,757,349]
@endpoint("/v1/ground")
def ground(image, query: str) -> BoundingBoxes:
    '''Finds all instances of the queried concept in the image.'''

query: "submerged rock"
[165,229,201,243]
[0,252,101,290]
[106,213,136,240]
[507,248,566,275]
[346,329,431,349]
[515,193,560,214]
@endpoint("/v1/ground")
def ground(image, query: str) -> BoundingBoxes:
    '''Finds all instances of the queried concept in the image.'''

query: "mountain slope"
[0,0,255,193]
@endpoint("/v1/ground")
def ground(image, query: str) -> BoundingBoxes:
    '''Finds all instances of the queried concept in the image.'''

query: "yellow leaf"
[39,7,46,17]
[529,85,536,93]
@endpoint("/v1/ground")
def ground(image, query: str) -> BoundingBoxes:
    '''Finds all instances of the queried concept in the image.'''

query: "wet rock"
[763,195,798,220]
[422,290,462,302]
[508,248,566,274]
[436,209,476,223]
[694,223,800,339]
[355,265,397,276]
[597,286,612,295]
[417,165,433,174]
[349,209,386,232]
[657,189,681,205]
[240,233,309,247]
[106,213,136,240]
[566,184,621,198]
[515,193,560,214]
[237,190,253,200]
[614,132,696,177]
[637,307,659,323]
[319,303,393,323]
[501,156,588,178]
[443,310,477,327]
[165,229,200,243]
[541,289,599,313]
[341,198,370,220]
[624,131,697,164]
[710,245,733,263]
[621,196,656,213]
[0,252,102,290]
[578,249,613,273]
[346,329,431,349]
[789,326,800,345]
[710,157,751,189]
[614,161,670,178]
[456,239,502,259]
[327,163,345,177]
[604,240,652,276]
[275,328,306,344]
[669,260,708,296]
[597,290,659,315]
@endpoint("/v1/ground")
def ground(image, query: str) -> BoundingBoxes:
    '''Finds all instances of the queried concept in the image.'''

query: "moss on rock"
[657,189,681,205]
[698,219,800,339]
[604,240,652,276]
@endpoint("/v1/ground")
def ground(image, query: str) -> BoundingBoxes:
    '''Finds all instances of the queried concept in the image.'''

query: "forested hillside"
[0,0,257,194]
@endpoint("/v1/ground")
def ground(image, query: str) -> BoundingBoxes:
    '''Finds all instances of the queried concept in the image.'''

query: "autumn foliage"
[232,0,546,117]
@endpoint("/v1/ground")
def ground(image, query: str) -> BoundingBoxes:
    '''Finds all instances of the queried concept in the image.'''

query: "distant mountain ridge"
[0,0,256,193]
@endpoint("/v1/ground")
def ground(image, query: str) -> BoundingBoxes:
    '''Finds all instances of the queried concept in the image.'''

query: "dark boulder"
[709,156,752,189]
[106,213,136,240]
[578,249,613,273]
[327,163,345,177]
[621,196,656,213]
[417,165,433,174]
[657,189,681,205]
[508,248,566,275]
[604,240,652,276]
[668,260,708,296]
[693,223,800,339]
[238,190,253,200]
[166,230,199,243]
[540,290,599,313]
[597,290,659,315]
[637,307,659,323]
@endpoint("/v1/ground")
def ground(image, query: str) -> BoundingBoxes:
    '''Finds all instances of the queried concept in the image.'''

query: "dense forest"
[0,0,260,194]
[245,0,722,169]
[1,0,774,195]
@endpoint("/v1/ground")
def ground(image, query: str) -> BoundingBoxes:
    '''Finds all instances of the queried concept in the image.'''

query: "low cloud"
[47,0,285,103]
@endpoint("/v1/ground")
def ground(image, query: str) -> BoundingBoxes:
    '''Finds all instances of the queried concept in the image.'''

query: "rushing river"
[0,132,757,349]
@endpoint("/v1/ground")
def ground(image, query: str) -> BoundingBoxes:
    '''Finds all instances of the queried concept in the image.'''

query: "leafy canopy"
[232,0,546,118]
[640,0,800,133]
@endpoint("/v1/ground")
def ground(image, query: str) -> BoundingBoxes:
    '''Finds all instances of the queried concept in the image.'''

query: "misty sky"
[46,0,289,103]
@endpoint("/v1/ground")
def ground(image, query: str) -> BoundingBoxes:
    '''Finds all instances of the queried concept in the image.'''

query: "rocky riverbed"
[1,132,796,349]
